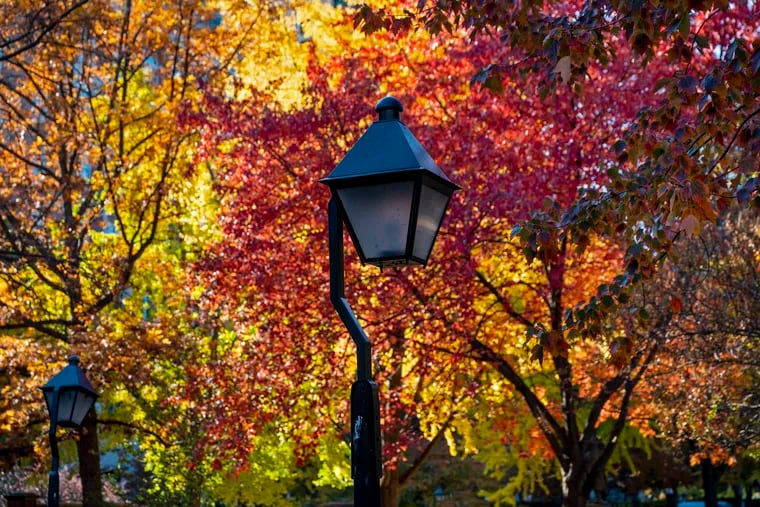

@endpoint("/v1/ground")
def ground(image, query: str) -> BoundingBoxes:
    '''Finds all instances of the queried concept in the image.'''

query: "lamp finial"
[376,96,403,121]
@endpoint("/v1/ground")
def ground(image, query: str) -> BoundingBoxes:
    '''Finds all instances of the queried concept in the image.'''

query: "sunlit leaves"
[642,209,760,460]
[0,0,272,499]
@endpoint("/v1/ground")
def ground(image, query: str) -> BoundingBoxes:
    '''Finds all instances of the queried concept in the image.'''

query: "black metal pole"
[47,388,60,507]
[329,198,382,507]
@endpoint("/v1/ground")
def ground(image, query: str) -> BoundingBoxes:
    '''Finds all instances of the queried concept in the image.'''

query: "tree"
[357,0,760,350]
[0,1,88,63]
[0,0,265,503]
[96,2,369,503]
[185,1,693,503]
[640,207,760,507]
[350,1,757,504]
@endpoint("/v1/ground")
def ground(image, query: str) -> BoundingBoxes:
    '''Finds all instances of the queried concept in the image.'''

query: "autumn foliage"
[0,0,757,505]
[182,0,713,503]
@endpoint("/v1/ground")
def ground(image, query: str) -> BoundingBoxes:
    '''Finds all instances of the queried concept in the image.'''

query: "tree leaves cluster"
[643,209,760,460]
[185,1,733,504]
[0,0,270,503]
[0,0,756,505]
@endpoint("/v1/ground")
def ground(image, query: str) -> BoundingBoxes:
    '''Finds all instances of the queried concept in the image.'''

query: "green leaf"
[523,247,536,264]
[694,35,709,49]
[654,77,674,91]
[626,242,642,259]
[485,73,504,94]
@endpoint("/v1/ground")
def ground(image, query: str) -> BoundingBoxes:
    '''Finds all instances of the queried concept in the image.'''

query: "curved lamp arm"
[328,197,382,504]
[329,197,372,382]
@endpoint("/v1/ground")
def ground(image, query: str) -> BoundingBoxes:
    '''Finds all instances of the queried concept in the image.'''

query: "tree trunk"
[381,466,401,507]
[702,458,718,507]
[665,487,678,507]
[561,467,589,507]
[186,474,202,507]
[76,410,103,507]
[731,484,742,507]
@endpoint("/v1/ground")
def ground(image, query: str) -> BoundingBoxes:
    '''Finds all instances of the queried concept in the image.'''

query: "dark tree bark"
[731,484,742,507]
[77,410,103,507]
[381,467,401,507]
[701,458,718,507]
[665,487,678,507]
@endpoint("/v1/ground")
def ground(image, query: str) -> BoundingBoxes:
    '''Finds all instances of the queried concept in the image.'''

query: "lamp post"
[321,96,459,506]
[41,356,99,507]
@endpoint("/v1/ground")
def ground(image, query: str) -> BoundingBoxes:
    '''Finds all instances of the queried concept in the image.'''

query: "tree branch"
[97,417,172,447]
[468,337,567,461]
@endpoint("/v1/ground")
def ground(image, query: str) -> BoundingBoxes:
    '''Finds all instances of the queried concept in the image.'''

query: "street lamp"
[41,356,99,507]
[321,96,459,507]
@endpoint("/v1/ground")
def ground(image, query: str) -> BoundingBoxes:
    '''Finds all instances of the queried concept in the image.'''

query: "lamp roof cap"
[320,96,458,189]
[40,355,99,397]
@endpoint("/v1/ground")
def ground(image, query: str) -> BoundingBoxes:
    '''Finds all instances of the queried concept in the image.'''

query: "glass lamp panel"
[43,389,55,418]
[337,181,414,260]
[412,184,451,262]
[57,389,77,425]
[71,391,96,427]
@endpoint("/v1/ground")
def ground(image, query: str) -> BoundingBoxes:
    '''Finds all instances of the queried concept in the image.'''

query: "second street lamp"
[321,96,459,507]
[41,356,99,507]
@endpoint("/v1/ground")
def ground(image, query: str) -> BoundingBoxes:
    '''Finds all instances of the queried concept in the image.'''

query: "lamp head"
[321,96,459,267]
[41,356,99,428]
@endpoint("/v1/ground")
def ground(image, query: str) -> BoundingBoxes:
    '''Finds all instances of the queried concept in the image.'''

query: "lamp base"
[351,379,382,507]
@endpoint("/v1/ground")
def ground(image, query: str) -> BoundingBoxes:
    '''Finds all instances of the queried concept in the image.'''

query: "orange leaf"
[669,296,683,314]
